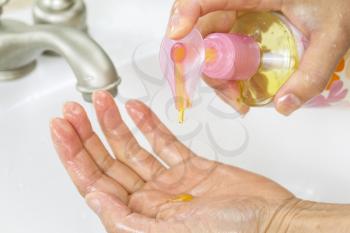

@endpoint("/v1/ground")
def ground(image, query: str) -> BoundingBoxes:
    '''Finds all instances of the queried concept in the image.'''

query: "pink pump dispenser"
[203,33,261,80]
[160,29,260,123]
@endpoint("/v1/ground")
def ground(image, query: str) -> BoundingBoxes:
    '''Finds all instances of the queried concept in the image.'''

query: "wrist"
[287,201,350,233]
[266,199,350,233]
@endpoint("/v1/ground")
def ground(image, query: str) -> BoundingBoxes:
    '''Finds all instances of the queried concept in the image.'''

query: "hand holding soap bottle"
[160,0,350,122]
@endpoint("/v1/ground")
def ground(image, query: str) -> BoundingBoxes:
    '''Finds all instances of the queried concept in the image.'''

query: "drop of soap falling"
[171,42,190,124]
[178,109,185,124]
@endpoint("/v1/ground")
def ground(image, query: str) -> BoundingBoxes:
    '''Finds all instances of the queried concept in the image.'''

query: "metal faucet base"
[0,61,37,81]
[0,1,121,101]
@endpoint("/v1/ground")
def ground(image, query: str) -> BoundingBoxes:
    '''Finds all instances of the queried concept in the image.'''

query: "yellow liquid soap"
[169,193,194,202]
[178,109,185,124]
[231,12,300,106]
[171,43,191,124]
[205,48,217,63]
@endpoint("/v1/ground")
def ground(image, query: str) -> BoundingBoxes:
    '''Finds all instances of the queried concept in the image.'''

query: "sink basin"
[1,1,350,232]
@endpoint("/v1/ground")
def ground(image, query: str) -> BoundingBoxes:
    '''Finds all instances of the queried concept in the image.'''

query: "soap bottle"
[160,12,349,123]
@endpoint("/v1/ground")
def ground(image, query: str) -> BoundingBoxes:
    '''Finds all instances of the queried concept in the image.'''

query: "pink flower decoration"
[306,80,348,107]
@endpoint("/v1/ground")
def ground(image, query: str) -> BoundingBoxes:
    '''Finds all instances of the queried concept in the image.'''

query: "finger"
[166,0,282,39]
[85,192,188,233]
[128,190,172,217]
[85,192,162,233]
[144,156,218,195]
[274,31,350,116]
[86,193,189,233]
[50,118,128,203]
[126,100,196,167]
[203,76,249,115]
[93,91,165,181]
[63,102,144,193]
[157,201,194,221]
[196,11,236,37]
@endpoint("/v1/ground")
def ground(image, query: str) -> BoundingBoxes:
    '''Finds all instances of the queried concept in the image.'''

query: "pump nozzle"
[160,29,260,123]
[160,29,205,124]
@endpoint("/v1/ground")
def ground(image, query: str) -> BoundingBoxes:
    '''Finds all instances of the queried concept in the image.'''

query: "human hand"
[165,0,350,116]
[50,90,350,232]
[50,90,298,232]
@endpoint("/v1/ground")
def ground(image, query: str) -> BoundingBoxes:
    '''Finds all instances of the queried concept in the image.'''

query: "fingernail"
[51,118,70,135]
[166,7,189,39]
[166,15,180,37]
[50,118,71,154]
[93,91,108,109]
[86,196,101,215]
[126,101,145,121]
[166,3,181,35]
[50,118,62,143]
[63,102,82,116]
[276,94,302,116]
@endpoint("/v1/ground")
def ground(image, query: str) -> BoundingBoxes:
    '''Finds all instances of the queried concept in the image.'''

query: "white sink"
[1,1,350,232]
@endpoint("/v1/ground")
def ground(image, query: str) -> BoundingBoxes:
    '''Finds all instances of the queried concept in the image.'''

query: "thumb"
[86,192,156,233]
[166,0,282,39]
[274,31,350,116]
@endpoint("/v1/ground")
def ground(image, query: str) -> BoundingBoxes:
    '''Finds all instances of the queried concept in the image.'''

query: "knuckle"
[101,156,115,173]
[324,26,350,50]
[130,178,144,193]
[128,192,149,213]
[128,192,141,210]
[299,69,328,97]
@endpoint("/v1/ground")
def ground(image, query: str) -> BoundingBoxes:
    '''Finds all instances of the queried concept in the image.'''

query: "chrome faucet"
[0,0,121,102]
[33,0,87,32]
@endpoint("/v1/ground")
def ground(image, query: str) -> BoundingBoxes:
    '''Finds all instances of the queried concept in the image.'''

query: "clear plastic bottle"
[160,12,349,122]
[231,12,305,106]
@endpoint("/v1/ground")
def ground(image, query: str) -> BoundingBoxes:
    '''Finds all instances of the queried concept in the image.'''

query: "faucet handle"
[36,0,73,11]
[0,0,9,6]
[33,0,88,32]
[0,0,8,16]
[0,0,9,10]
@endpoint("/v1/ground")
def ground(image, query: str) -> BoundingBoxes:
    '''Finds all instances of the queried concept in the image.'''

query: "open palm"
[50,91,296,233]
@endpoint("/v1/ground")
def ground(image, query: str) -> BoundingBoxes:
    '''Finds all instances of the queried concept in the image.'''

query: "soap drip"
[171,43,191,124]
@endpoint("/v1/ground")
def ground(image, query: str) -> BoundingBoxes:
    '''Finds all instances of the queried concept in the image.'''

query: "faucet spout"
[0,19,121,101]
